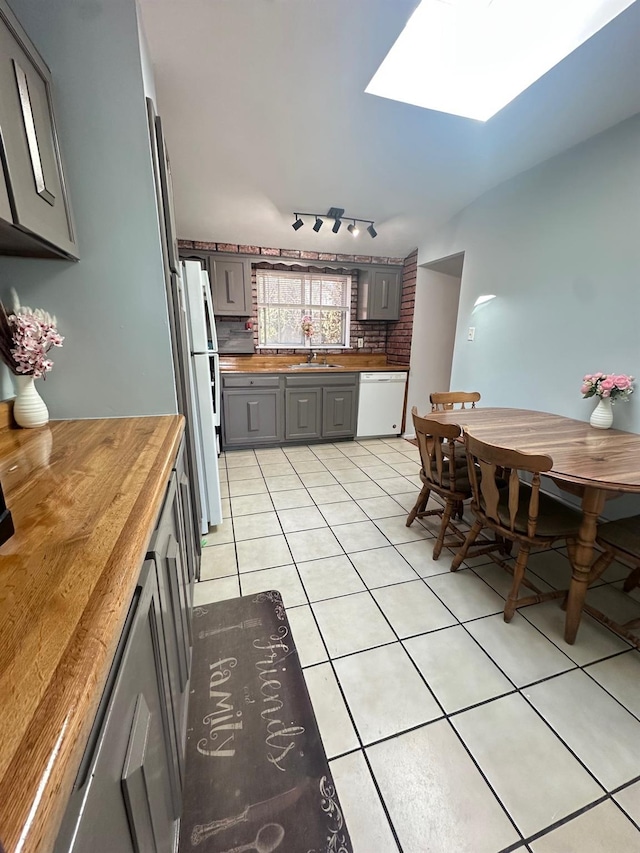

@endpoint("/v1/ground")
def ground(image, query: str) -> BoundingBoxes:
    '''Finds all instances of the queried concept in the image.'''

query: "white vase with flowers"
[581,372,634,430]
[0,291,64,428]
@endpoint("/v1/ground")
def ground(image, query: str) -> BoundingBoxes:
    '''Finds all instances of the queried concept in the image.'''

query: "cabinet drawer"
[223,373,281,388]
[285,372,357,388]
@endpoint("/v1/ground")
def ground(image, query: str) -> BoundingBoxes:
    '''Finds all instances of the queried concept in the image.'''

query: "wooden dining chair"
[451,431,584,621]
[430,391,481,412]
[581,515,640,648]
[407,408,494,561]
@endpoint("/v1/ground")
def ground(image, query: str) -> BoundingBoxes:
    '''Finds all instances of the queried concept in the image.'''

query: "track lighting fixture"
[291,207,378,237]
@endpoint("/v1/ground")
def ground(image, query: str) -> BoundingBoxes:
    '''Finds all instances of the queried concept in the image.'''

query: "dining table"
[422,407,640,644]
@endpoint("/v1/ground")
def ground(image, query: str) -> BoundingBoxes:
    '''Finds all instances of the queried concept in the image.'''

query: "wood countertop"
[0,413,184,853]
[220,354,410,374]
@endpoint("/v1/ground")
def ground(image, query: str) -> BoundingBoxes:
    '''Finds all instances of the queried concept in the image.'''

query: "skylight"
[366,0,636,121]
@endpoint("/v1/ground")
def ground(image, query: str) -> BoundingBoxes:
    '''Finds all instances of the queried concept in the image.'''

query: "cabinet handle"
[122,694,157,853]
[13,61,55,206]
[381,279,389,309]
[225,270,234,303]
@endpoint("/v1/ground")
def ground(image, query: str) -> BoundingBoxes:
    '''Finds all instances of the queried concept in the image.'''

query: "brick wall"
[178,240,415,358]
[386,249,417,364]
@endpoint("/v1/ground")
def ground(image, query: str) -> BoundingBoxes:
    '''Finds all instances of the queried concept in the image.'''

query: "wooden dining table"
[422,407,640,643]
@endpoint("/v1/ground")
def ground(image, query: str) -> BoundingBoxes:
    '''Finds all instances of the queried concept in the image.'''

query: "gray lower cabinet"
[53,562,178,853]
[54,445,195,853]
[223,374,283,447]
[0,0,78,258]
[285,387,322,441]
[323,386,357,438]
[222,372,358,448]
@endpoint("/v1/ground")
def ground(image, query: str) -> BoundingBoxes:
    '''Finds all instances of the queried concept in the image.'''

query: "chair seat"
[420,467,471,495]
[491,483,583,538]
[596,515,640,557]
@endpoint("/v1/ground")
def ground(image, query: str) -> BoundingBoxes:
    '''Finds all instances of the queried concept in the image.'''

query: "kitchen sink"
[288,363,343,369]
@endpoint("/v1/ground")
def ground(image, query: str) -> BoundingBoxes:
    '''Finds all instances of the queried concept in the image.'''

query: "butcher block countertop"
[0,408,184,853]
[220,354,410,373]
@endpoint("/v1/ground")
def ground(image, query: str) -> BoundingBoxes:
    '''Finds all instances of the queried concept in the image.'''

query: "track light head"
[332,218,342,234]
[292,216,304,231]
[367,223,377,239]
[348,222,360,236]
[313,217,323,232]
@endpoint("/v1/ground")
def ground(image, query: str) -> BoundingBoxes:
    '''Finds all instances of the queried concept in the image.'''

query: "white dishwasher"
[357,372,408,438]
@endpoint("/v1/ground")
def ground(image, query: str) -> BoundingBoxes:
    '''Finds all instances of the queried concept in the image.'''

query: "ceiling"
[139,0,640,257]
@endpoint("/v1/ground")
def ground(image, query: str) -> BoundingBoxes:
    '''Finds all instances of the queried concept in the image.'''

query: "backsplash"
[178,241,416,359]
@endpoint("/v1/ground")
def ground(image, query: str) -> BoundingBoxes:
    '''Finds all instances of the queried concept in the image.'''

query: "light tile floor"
[196,438,640,853]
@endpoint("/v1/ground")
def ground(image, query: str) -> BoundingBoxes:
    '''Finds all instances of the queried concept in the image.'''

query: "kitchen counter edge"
[0,414,185,853]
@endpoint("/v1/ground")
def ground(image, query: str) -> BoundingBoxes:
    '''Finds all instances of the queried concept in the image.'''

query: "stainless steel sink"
[288,363,343,369]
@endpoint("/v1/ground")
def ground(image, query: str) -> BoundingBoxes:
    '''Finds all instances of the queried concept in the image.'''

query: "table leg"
[564,486,606,644]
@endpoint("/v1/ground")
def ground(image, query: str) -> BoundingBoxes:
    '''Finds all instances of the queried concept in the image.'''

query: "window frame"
[255,269,352,349]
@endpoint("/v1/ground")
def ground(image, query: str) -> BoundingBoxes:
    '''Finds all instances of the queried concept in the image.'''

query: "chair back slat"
[430,391,481,412]
[478,459,501,523]
[464,431,553,539]
[508,468,520,531]
[412,407,463,494]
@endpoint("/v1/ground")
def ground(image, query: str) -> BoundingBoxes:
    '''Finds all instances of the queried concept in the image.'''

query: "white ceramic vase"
[590,396,613,430]
[13,374,49,428]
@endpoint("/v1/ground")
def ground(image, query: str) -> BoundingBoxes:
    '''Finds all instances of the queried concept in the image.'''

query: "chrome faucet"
[307,349,316,363]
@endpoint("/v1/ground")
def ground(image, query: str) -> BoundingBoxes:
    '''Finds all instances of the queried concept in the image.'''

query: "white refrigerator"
[181,260,222,533]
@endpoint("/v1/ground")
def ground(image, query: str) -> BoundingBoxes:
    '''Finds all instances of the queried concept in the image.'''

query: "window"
[256,270,351,348]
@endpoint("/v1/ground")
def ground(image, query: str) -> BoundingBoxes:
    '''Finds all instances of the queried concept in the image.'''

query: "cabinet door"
[147,474,190,814]
[54,563,178,853]
[370,270,401,320]
[173,438,198,592]
[0,8,77,257]
[210,257,251,315]
[322,387,357,438]
[223,388,282,447]
[285,388,321,441]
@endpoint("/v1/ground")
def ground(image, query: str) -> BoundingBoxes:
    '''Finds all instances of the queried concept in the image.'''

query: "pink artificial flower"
[583,374,592,381]
[580,384,591,394]
[600,378,615,391]
[614,375,630,390]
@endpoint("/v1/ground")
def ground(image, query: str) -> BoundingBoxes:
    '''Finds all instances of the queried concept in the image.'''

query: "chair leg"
[451,519,483,571]
[624,564,640,592]
[433,498,455,560]
[406,485,430,527]
[504,542,531,623]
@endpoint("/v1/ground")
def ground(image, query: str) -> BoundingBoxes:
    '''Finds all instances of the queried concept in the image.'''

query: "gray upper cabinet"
[357,268,402,321]
[0,0,78,258]
[210,256,252,315]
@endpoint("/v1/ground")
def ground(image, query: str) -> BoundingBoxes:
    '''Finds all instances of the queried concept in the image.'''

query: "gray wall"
[405,268,461,431]
[417,114,640,433]
[0,0,176,418]
[415,113,640,516]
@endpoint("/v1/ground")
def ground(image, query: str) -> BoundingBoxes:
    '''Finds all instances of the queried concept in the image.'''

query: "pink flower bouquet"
[301,315,314,339]
[581,373,634,402]
[0,293,63,379]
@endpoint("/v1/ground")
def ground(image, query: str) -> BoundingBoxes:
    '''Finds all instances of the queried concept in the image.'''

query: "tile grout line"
[216,443,640,847]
